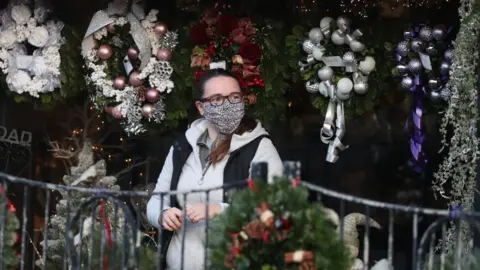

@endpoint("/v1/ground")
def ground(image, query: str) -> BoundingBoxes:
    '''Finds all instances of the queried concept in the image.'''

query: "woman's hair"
[196,68,257,166]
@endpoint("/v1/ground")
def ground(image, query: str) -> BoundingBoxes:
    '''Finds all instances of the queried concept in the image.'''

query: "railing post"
[283,161,301,179]
[251,162,268,182]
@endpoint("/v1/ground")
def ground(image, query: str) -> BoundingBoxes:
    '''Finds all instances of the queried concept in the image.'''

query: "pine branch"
[114,157,156,179]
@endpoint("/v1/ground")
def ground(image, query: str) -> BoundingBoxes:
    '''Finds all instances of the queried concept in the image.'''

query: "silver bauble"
[401,76,413,89]
[317,66,334,81]
[408,58,422,74]
[308,28,324,44]
[425,45,437,55]
[302,40,316,54]
[320,17,334,29]
[305,82,319,93]
[430,87,450,101]
[440,61,450,75]
[350,40,365,52]
[411,39,424,52]
[428,79,439,89]
[336,16,350,31]
[432,25,446,41]
[444,49,454,62]
[312,47,325,60]
[396,41,409,57]
[396,64,408,74]
[419,26,433,42]
[403,28,414,40]
[331,30,345,45]
[342,51,356,63]
[353,82,368,94]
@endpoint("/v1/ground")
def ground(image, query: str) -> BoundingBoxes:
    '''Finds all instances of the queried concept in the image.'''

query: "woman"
[146,68,283,270]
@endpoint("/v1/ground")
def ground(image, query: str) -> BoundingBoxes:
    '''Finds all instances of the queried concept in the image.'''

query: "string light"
[339,0,450,17]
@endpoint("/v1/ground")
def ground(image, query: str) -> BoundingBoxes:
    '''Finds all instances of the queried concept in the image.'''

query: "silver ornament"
[308,28,324,44]
[408,58,422,74]
[403,28,414,40]
[305,82,319,93]
[401,76,413,89]
[320,17,334,29]
[430,87,450,101]
[396,64,408,74]
[425,45,437,55]
[342,51,356,73]
[419,26,433,42]
[336,16,350,32]
[428,79,439,89]
[432,25,446,41]
[353,82,368,94]
[411,38,424,52]
[302,40,316,54]
[444,49,454,62]
[396,41,409,57]
[350,40,365,52]
[318,66,334,81]
[440,61,450,75]
[331,30,345,45]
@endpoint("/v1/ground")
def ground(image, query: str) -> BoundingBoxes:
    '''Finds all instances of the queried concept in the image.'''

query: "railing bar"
[453,219,461,270]
[100,201,106,270]
[387,209,394,269]
[156,194,165,270]
[135,196,141,268]
[180,194,187,270]
[111,204,119,270]
[440,223,446,270]
[363,206,370,270]
[412,212,418,270]
[63,190,71,270]
[42,190,51,268]
[88,208,95,270]
[0,181,7,270]
[121,210,127,270]
[427,228,436,270]
[20,186,30,270]
[339,200,345,241]
[204,191,210,270]
[78,212,84,269]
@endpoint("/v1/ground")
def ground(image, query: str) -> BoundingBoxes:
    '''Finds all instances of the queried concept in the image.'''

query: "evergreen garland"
[0,186,20,269]
[208,179,352,270]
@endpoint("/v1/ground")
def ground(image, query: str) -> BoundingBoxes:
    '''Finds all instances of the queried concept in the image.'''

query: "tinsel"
[432,0,480,252]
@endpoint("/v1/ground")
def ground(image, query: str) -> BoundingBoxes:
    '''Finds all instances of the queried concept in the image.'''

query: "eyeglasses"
[199,92,243,107]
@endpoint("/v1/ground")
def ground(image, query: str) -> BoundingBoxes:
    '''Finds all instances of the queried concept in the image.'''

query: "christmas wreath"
[188,4,289,127]
[208,179,352,270]
[82,1,178,135]
[0,185,20,269]
[0,0,84,106]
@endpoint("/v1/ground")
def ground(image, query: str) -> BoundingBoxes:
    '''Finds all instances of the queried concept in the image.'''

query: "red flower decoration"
[231,28,247,43]
[190,23,210,45]
[203,8,219,25]
[217,14,238,35]
[239,42,262,64]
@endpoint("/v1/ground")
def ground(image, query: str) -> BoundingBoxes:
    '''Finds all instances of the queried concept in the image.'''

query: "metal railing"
[0,162,479,270]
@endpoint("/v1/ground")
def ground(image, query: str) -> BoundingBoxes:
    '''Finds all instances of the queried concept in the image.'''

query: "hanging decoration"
[294,16,376,163]
[82,0,177,135]
[0,0,65,99]
[187,4,289,126]
[394,24,452,172]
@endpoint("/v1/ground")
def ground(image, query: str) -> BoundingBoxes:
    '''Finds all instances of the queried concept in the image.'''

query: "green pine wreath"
[208,179,353,270]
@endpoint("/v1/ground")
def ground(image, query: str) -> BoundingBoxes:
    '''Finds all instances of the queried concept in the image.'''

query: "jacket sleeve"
[251,137,284,183]
[146,146,174,229]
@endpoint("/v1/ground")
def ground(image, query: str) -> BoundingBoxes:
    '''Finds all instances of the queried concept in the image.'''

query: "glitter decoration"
[82,2,177,135]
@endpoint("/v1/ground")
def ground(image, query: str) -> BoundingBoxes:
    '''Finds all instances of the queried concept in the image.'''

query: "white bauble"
[331,30,345,45]
[371,259,390,270]
[317,66,333,81]
[352,259,364,270]
[359,56,376,75]
[0,29,17,49]
[320,17,334,29]
[11,5,32,25]
[349,40,365,52]
[302,40,316,54]
[312,47,324,60]
[308,28,323,44]
[6,70,31,93]
[28,26,49,47]
[336,77,353,100]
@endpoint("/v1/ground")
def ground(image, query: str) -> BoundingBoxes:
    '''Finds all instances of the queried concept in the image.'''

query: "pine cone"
[245,220,266,239]
[299,260,317,270]
[136,87,146,102]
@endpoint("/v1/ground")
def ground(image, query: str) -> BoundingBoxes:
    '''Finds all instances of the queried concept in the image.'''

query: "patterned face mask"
[202,101,245,136]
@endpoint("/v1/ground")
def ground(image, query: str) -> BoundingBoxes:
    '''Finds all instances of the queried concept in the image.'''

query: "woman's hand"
[186,203,222,223]
[160,207,183,231]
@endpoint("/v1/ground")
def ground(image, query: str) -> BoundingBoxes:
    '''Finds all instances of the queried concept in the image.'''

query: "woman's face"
[196,76,243,116]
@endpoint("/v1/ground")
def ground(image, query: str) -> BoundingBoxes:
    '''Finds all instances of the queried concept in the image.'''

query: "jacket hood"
[185,118,269,152]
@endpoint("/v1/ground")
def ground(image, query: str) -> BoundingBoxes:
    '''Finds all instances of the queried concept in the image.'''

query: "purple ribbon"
[449,204,462,218]
[409,76,428,172]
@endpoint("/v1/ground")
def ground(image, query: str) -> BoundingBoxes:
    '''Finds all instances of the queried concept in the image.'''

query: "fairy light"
[340,0,450,17]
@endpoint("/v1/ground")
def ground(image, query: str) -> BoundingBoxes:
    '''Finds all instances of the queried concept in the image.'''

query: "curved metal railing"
[0,162,478,270]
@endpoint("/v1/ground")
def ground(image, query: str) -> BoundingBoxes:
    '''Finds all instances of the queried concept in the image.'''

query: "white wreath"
[83,0,177,135]
[0,1,64,98]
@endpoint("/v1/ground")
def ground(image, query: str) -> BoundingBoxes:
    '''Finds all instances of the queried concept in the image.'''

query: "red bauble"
[127,48,139,61]
[113,76,127,90]
[142,104,153,118]
[97,44,113,60]
[128,71,143,87]
[146,88,160,103]
[156,48,172,61]
[154,22,168,37]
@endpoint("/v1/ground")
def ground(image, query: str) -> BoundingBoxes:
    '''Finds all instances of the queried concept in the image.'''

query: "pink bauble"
[104,105,113,114]
[156,48,172,61]
[128,71,143,87]
[142,104,153,118]
[107,23,116,33]
[154,22,168,37]
[97,44,113,60]
[113,76,127,90]
[146,88,160,103]
[111,107,123,119]
[127,48,139,61]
